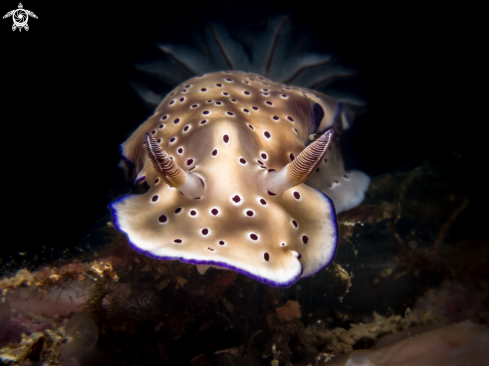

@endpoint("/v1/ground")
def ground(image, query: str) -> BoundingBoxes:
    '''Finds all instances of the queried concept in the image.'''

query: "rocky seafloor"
[0,161,487,365]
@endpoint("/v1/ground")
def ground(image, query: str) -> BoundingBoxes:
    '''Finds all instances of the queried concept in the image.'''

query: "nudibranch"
[110,70,369,287]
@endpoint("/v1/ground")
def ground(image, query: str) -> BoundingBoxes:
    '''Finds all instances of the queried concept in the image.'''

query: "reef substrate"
[0,162,487,365]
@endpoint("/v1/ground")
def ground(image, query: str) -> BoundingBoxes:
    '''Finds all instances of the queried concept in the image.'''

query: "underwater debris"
[0,259,119,318]
[429,197,469,262]
[0,324,64,364]
[59,314,98,361]
[0,260,118,294]
[0,300,10,341]
[334,264,351,303]
[305,312,406,354]
[276,300,301,322]
[330,321,489,366]
[414,280,489,324]
[58,313,116,366]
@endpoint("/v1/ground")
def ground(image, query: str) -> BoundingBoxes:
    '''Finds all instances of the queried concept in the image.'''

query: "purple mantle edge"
[108,188,338,287]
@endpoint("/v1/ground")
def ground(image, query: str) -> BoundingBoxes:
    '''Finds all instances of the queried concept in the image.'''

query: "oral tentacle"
[265,129,334,195]
[145,133,204,198]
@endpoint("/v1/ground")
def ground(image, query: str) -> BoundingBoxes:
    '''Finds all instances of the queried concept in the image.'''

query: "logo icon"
[3,3,37,32]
